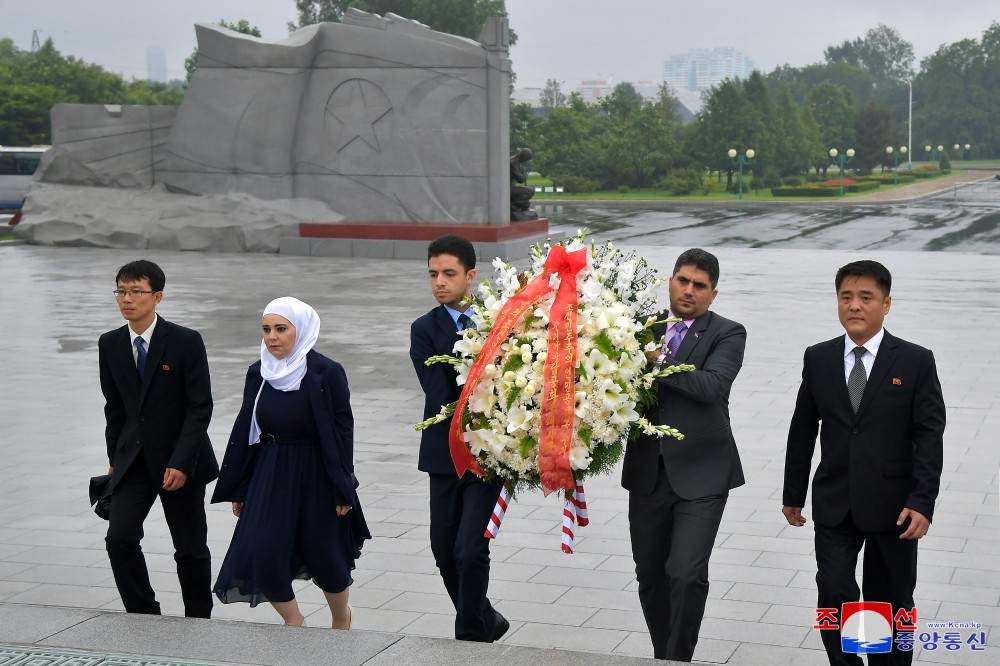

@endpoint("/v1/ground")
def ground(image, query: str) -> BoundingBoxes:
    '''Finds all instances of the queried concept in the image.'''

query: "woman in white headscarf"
[212,297,370,628]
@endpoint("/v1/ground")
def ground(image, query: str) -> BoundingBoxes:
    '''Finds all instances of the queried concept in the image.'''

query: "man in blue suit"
[783,260,945,666]
[99,259,218,617]
[409,235,508,642]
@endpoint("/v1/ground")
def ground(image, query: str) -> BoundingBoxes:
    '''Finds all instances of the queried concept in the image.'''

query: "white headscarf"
[248,296,321,446]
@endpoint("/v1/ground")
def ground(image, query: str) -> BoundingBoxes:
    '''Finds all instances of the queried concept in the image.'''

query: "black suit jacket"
[410,305,464,475]
[782,330,945,531]
[212,351,358,507]
[99,317,218,491]
[621,310,747,499]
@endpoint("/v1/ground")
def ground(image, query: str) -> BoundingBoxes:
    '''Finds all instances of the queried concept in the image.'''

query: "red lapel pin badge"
[892,377,901,385]
[162,365,170,371]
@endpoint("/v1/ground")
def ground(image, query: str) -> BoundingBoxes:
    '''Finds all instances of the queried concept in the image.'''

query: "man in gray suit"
[622,248,747,661]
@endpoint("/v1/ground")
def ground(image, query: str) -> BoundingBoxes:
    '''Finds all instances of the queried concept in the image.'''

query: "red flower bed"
[823,178,857,186]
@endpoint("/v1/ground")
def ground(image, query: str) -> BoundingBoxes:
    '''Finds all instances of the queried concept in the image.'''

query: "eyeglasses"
[113,289,158,298]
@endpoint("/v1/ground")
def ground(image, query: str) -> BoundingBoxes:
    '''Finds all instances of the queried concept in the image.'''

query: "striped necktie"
[135,337,148,380]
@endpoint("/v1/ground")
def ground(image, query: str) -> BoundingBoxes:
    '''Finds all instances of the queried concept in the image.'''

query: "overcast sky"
[2,1,996,85]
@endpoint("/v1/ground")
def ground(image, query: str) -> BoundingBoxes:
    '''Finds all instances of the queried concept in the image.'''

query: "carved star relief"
[325,78,393,153]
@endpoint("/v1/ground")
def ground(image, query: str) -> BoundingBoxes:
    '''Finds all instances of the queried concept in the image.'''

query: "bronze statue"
[510,148,539,221]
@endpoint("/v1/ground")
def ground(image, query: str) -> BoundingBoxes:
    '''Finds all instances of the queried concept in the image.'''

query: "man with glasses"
[99,259,218,617]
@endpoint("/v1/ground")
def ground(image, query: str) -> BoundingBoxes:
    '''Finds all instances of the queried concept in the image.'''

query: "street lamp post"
[829,148,855,197]
[885,146,907,185]
[727,148,755,200]
[954,143,970,171]
[925,145,939,176]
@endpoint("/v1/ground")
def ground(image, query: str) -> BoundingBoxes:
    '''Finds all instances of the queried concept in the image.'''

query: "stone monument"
[16,10,547,258]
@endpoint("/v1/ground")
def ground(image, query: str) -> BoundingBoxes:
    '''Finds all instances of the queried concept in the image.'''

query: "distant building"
[511,87,544,107]
[576,78,613,103]
[147,46,167,83]
[663,48,754,93]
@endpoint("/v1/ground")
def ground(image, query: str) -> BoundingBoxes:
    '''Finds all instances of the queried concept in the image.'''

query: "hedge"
[771,181,880,197]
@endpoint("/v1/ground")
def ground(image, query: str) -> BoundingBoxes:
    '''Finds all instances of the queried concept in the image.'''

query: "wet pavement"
[1,181,999,664]
[539,173,1000,254]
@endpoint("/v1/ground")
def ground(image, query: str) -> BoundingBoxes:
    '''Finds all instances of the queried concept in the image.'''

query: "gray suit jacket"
[621,310,746,498]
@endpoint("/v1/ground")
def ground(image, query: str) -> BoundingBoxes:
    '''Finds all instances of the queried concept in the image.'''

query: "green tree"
[689,79,766,190]
[914,24,1000,157]
[0,37,182,145]
[540,79,566,109]
[185,19,262,81]
[509,102,538,154]
[292,1,515,43]
[601,83,681,188]
[825,23,914,82]
[771,84,811,176]
[853,101,896,171]
[805,81,857,175]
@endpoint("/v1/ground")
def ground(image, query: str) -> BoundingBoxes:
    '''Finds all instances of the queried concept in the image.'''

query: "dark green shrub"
[783,176,803,187]
[558,175,599,193]
[939,152,952,172]
[762,170,782,188]
[665,169,703,196]
[771,186,840,197]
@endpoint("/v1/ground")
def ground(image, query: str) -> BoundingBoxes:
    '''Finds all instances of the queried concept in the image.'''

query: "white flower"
[610,398,639,426]
[465,427,502,457]
[470,381,498,415]
[506,405,533,433]
[574,391,588,418]
[569,445,592,470]
[583,349,616,380]
[598,378,626,411]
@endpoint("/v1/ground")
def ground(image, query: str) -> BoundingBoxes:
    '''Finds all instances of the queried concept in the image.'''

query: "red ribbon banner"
[449,245,588,496]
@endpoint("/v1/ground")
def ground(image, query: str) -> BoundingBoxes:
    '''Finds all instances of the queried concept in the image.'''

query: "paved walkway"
[850,170,991,203]
[1,218,998,663]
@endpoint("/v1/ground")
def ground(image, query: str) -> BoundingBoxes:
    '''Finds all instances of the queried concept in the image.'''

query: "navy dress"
[214,382,365,605]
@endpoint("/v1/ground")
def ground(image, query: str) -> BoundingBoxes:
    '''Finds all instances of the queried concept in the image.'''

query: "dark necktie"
[135,337,148,380]
[848,346,867,412]
[457,313,473,330]
[666,321,687,357]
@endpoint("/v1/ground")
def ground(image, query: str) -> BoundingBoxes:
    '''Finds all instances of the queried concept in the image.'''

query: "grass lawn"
[522,166,989,202]
[527,181,915,202]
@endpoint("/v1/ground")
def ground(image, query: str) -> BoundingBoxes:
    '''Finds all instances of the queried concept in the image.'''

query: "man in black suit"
[782,260,945,666]
[99,259,218,618]
[409,235,508,642]
[622,248,747,661]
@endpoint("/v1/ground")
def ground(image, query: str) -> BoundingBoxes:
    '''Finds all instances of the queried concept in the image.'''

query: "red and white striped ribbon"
[571,482,589,527]
[561,483,588,553]
[484,481,512,539]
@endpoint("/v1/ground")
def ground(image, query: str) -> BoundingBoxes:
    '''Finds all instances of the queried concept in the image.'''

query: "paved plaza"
[1,218,998,663]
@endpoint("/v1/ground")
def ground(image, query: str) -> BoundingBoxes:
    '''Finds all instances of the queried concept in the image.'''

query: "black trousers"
[428,472,503,641]
[629,459,728,662]
[815,513,918,666]
[106,452,213,618]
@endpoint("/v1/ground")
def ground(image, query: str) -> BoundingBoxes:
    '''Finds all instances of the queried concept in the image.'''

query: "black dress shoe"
[490,611,510,642]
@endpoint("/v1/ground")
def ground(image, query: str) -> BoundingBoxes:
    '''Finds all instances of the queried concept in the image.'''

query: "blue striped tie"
[135,337,147,380]
[666,321,687,357]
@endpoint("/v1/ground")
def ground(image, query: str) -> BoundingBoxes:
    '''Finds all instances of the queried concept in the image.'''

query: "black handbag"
[89,474,112,520]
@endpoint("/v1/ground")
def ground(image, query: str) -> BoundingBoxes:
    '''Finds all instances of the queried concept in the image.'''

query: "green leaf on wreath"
[518,435,537,458]
[592,330,616,358]
[579,428,592,446]
[505,386,522,411]
[503,353,524,373]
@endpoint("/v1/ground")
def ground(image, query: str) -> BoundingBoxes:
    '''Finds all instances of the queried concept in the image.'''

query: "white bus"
[0,146,47,212]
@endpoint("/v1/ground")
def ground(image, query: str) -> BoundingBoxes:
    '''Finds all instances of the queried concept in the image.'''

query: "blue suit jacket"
[212,350,357,507]
[409,304,464,475]
[783,330,945,531]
